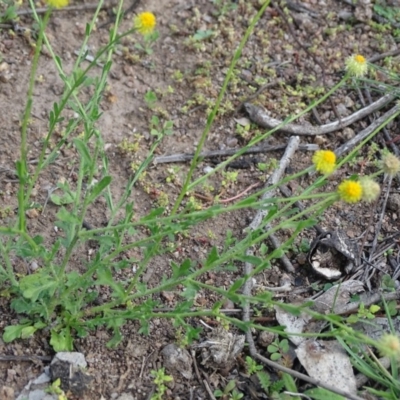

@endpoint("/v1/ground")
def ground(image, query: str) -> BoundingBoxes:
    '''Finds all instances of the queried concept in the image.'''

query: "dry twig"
[0,354,52,362]
[15,2,115,16]
[153,143,318,165]
[245,93,395,136]
[242,135,300,323]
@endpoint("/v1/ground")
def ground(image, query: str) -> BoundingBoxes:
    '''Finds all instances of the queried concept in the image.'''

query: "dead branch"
[245,93,396,136]
[335,103,400,157]
[153,143,318,165]
[0,354,52,362]
[242,135,300,326]
[15,2,115,16]
[248,136,300,232]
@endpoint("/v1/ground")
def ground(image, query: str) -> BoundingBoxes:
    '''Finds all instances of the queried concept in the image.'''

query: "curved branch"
[245,93,396,136]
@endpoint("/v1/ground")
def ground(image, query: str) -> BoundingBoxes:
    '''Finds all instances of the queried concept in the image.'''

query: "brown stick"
[245,93,396,136]
[15,2,116,16]
[0,354,52,362]
[153,144,318,165]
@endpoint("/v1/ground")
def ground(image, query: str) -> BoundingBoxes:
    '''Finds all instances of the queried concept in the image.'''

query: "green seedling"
[257,158,278,172]
[267,338,289,361]
[221,170,238,188]
[245,355,263,375]
[347,302,381,324]
[0,0,17,24]
[46,378,67,400]
[144,90,158,108]
[135,30,160,55]
[150,115,173,139]
[150,367,173,400]
[214,380,243,399]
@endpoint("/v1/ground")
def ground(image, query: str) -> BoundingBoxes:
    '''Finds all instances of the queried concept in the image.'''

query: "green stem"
[26,5,131,200]
[18,7,51,231]
[171,0,272,214]
[0,240,18,286]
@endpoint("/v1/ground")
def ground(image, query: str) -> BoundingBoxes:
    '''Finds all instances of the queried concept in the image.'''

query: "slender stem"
[0,240,18,286]
[180,75,350,199]
[26,6,132,199]
[171,0,272,214]
[18,6,51,231]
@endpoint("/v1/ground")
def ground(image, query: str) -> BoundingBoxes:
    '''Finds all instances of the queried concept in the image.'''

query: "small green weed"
[150,367,173,400]
[245,355,263,375]
[267,338,289,361]
[214,380,243,400]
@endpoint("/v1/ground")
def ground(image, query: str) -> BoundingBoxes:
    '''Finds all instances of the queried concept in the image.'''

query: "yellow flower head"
[312,150,336,174]
[134,12,156,35]
[381,152,400,177]
[345,54,368,78]
[378,334,400,359]
[46,0,69,8]
[338,180,362,203]
[359,177,380,203]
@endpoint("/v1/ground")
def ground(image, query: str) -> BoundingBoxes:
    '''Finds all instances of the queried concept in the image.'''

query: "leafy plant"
[214,380,243,399]
[144,90,158,108]
[245,355,263,375]
[267,338,290,361]
[0,0,17,24]
[150,368,173,400]
[135,30,160,55]
[346,303,381,324]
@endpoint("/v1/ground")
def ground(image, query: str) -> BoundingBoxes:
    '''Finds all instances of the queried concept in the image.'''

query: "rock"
[198,327,245,371]
[0,386,14,400]
[161,343,193,379]
[26,389,56,400]
[387,193,400,212]
[258,331,276,347]
[52,352,87,368]
[50,352,92,397]
[342,127,355,141]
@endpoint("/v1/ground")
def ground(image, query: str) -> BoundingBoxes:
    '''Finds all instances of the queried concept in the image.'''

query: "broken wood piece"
[153,143,318,165]
[244,93,395,136]
[336,103,400,157]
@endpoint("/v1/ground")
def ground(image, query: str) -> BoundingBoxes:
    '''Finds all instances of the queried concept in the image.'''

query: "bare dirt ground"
[1,0,400,399]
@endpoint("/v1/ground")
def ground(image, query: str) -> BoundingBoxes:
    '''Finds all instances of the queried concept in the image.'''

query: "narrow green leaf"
[236,254,262,266]
[87,176,111,203]
[73,138,92,166]
[106,328,123,348]
[304,387,345,400]
[56,207,80,223]
[205,246,219,267]
[282,372,297,393]
[51,191,75,205]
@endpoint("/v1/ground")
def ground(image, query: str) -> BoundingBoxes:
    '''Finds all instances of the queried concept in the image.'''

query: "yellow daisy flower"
[134,12,156,35]
[46,0,69,8]
[312,150,336,174]
[359,177,380,203]
[338,180,362,203]
[345,54,368,78]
